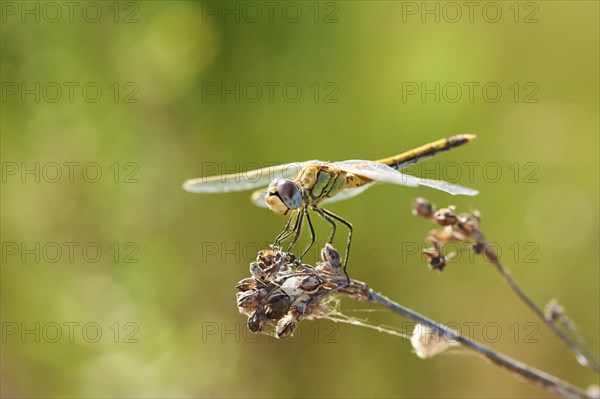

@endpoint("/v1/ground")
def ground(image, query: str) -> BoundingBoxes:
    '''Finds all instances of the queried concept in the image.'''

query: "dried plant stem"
[238,245,594,398]
[364,288,592,399]
[414,198,600,374]
[474,233,600,373]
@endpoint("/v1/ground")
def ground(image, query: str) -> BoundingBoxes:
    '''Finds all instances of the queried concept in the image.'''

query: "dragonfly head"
[266,179,302,215]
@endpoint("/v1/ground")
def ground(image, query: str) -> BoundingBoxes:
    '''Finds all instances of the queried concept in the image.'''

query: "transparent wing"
[321,183,374,205]
[250,188,269,208]
[250,182,374,208]
[249,183,376,209]
[183,160,319,193]
[335,160,478,196]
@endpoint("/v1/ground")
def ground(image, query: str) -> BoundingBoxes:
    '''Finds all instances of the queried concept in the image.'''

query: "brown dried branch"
[236,244,592,399]
[412,197,600,374]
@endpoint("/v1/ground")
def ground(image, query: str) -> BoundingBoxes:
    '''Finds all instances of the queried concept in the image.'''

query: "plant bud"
[434,208,457,226]
[412,197,434,218]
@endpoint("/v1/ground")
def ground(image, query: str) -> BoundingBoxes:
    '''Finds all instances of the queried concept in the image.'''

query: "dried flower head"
[412,197,435,219]
[422,242,446,271]
[544,299,565,322]
[412,198,496,270]
[434,206,457,226]
[235,244,367,338]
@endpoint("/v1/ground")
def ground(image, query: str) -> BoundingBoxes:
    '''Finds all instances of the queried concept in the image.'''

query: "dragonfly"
[183,134,478,278]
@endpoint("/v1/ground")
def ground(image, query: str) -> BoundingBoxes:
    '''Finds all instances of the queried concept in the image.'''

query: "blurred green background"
[1,1,598,397]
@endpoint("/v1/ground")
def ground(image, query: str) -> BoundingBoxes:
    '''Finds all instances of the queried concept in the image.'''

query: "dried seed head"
[265,307,288,321]
[267,291,290,309]
[237,290,260,313]
[316,244,343,276]
[315,260,337,275]
[412,197,435,219]
[237,246,349,338]
[300,276,320,293]
[249,261,279,281]
[321,243,341,268]
[249,262,266,280]
[411,324,454,359]
[257,249,277,266]
[434,207,457,226]
[544,299,565,322]
[416,200,494,273]
[423,247,446,271]
[281,252,297,264]
[294,302,308,315]
[427,228,456,245]
[265,292,292,320]
[236,277,256,292]
[481,245,499,263]
[276,314,296,339]
[280,276,303,297]
[456,214,479,235]
[248,309,266,333]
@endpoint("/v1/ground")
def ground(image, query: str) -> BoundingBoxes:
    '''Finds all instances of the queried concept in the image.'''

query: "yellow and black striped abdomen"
[377,134,476,171]
[296,134,475,206]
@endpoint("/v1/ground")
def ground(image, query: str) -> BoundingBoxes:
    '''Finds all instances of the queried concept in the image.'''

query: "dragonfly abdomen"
[377,134,476,170]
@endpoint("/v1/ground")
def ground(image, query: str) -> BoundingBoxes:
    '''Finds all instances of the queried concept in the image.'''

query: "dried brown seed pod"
[427,227,456,245]
[248,309,266,333]
[471,242,484,255]
[412,197,435,219]
[434,207,457,226]
[236,277,256,292]
[294,302,308,316]
[249,261,279,281]
[280,276,304,297]
[276,314,296,339]
[238,246,349,338]
[300,276,320,293]
[456,214,479,234]
[315,260,337,275]
[321,244,341,269]
[281,252,296,264]
[249,262,266,280]
[423,247,446,271]
[257,249,277,265]
[265,291,292,320]
[237,290,260,312]
[544,299,565,322]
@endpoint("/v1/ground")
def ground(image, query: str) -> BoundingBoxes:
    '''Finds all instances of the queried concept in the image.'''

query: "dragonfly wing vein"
[183,160,320,193]
[335,160,477,196]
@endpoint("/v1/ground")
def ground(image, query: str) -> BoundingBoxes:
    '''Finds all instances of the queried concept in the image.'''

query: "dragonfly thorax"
[266,179,303,215]
[298,164,349,206]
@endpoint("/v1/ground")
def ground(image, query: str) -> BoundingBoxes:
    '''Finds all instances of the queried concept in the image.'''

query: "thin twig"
[236,245,593,398]
[478,233,600,374]
[414,198,600,373]
[365,289,592,399]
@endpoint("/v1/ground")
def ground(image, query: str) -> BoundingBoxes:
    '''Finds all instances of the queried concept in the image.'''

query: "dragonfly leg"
[274,210,298,246]
[321,208,352,282]
[286,209,304,252]
[300,207,316,260]
[313,207,336,243]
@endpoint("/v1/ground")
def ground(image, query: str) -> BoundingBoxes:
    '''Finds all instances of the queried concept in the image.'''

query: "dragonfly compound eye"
[266,179,302,215]
[276,179,302,209]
